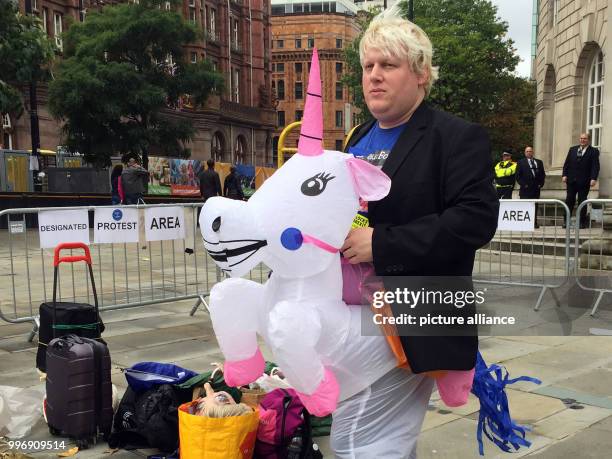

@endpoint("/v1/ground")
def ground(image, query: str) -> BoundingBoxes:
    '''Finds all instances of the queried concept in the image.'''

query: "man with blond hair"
[340,5,498,457]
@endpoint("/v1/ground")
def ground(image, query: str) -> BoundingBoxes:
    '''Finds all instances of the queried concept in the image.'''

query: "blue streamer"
[471,351,542,455]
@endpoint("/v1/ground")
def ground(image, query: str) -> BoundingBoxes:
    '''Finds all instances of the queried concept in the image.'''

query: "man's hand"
[341,227,373,264]
[591,179,597,188]
[562,176,567,183]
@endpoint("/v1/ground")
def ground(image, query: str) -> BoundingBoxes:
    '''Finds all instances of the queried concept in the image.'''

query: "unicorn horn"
[297,48,323,157]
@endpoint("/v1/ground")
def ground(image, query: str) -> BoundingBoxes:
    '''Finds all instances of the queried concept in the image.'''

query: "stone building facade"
[3,0,276,166]
[270,0,360,160]
[534,0,610,195]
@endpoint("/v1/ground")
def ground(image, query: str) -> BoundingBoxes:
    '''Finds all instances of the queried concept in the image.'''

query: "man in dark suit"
[517,146,546,198]
[562,133,600,228]
[516,146,546,227]
[336,9,499,457]
[198,158,222,202]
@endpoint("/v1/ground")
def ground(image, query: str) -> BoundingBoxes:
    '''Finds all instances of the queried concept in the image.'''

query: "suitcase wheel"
[76,438,90,450]
[48,425,61,436]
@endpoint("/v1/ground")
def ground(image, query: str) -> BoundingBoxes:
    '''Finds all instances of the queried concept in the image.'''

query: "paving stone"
[0,334,37,353]
[98,320,155,338]
[417,418,488,459]
[511,346,610,372]
[501,359,568,390]
[0,349,37,376]
[479,337,547,363]
[533,405,612,440]
[110,337,216,367]
[499,336,582,347]
[499,389,565,425]
[526,415,612,458]
[105,325,211,351]
[421,409,462,431]
[552,336,612,358]
[553,368,612,399]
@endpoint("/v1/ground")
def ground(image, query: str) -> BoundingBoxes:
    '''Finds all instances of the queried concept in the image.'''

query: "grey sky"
[490,0,534,78]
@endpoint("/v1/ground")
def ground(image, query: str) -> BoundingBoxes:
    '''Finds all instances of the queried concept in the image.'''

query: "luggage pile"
[37,243,330,458]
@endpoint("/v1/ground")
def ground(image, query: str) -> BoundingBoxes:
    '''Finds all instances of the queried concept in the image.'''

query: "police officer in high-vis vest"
[494,150,517,199]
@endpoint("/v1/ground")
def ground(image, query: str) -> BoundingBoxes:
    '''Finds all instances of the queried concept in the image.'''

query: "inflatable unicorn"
[199,49,398,416]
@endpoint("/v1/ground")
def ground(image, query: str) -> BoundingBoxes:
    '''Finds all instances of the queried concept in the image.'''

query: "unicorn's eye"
[301,172,335,196]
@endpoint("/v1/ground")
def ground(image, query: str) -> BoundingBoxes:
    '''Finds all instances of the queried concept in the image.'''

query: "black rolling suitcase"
[44,243,113,448]
[36,243,105,373]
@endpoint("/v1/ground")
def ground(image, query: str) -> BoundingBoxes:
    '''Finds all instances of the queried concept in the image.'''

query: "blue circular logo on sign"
[112,209,123,221]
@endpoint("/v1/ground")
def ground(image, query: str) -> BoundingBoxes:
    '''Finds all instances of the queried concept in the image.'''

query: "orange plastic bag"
[178,401,259,459]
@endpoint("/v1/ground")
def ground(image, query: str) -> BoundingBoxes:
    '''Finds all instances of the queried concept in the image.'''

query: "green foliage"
[0,0,55,115]
[48,0,224,167]
[343,0,534,154]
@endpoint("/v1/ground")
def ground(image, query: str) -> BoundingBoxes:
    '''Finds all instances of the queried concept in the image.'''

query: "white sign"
[9,221,25,234]
[498,201,535,231]
[38,209,90,249]
[94,208,139,244]
[145,206,185,241]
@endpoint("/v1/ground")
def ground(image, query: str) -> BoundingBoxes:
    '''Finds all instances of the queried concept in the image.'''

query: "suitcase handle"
[54,242,92,267]
[52,243,100,340]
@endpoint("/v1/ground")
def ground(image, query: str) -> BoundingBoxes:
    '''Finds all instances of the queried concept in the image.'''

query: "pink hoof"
[296,368,340,417]
[223,349,265,387]
[437,368,475,407]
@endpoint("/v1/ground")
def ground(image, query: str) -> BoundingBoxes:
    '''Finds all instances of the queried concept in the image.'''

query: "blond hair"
[359,5,439,95]
[202,402,252,418]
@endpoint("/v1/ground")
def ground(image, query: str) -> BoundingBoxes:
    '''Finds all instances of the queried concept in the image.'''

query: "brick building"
[534,0,610,195]
[270,0,360,160]
[3,0,276,166]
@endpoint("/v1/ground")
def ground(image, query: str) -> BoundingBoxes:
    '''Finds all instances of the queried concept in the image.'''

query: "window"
[277,39,284,49]
[211,60,218,71]
[295,38,302,49]
[189,3,197,23]
[336,38,343,49]
[336,62,343,74]
[295,62,302,74]
[191,52,197,63]
[232,18,239,48]
[276,63,285,72]
[294,4,303,13]
[2,114,12,149]
[277,80,285,100]
[53,13,63,50]
[235,136,246,164]
[295,82,303,99]
[165,1,171,10]
[307,38,315,48]
[553,0,559,25]
[295,110,303,122]
[32,0,38,12]
[335,139,343,151]
[233,68,240,103]
[335,82,343,100]
[277,111,285,127]
[335,111,343,128]
[42,8,48,33]
[587,51,605,148]
[209,9,216,37]
[212,132,225,162]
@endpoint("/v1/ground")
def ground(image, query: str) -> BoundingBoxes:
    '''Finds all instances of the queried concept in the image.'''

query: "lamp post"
[24,0,41,191]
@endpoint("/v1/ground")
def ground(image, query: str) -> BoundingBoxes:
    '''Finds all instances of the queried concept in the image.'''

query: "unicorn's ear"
[346,157,391,201]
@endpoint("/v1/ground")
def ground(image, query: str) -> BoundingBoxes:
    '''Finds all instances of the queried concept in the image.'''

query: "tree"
[343,0,533,155]
[48,0,224,168]
[0,0,55,116]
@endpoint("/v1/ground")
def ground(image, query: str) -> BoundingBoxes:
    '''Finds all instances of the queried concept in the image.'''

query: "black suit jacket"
[516,158,545,197]
[562,145,600,188]
[346,102,499,373]
[198,169,222,200]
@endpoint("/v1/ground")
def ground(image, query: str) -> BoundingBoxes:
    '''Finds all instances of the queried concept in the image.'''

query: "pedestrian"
[121,157,148,204]
[494,150,517,199]
[223,166,244,200]
[110,164,123,205]
[562,132,600,228]
[516,146,545,228]
[339,7,498,457]
[198,159,222,203]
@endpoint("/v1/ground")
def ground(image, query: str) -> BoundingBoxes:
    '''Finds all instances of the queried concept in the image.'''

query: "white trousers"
[330,367,434,459]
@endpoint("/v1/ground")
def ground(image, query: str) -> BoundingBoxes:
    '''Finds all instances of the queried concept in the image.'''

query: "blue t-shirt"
[347,122,407,226]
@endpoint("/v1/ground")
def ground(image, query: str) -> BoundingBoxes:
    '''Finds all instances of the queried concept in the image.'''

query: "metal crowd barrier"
[473,199,571,310]
[0,203,268,340]
[574,199,612,318]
